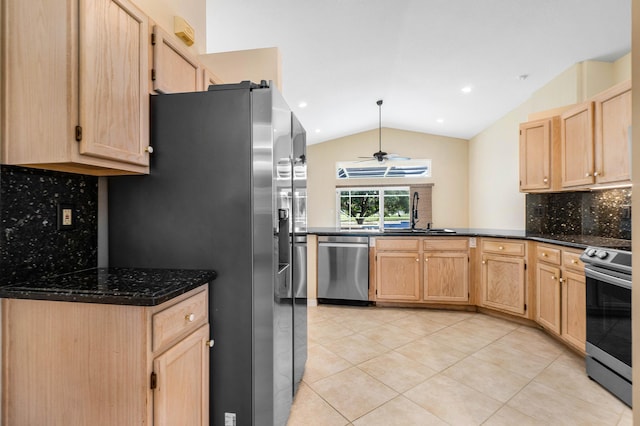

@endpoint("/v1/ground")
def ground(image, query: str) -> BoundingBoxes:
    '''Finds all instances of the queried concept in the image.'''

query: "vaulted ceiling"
[206,0,630,145]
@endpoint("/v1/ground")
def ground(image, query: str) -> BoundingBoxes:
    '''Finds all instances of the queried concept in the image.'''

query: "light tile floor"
[288,305,633,425]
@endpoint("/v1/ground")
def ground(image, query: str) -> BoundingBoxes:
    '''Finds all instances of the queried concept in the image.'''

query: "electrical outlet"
[57,203,75,230]
[224,412,236,426]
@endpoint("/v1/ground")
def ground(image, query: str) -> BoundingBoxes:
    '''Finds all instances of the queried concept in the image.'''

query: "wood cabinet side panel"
[2,299,148,426]
[153,25,202,94]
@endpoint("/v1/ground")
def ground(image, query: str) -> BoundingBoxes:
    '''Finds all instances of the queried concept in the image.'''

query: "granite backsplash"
[0,166,98,285]
[526,187,631,240]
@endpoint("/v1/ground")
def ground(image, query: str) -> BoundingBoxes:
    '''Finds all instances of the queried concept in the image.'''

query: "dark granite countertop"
[0,267,217,306]
[307,227,631,251]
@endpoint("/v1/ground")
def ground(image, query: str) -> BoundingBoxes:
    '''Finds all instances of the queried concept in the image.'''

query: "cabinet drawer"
[562,250,585,272]
[482,240,526,256]
[536,245,561,265]
[153,290,208,351]
[376,238,420,251]
[423,238,468,251]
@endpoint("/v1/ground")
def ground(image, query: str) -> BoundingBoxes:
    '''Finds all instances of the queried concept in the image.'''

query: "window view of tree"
[338,187,410,229]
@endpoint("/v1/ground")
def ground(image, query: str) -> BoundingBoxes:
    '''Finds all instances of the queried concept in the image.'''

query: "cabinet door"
[519,119,551,191]
[594,81,631,185]
[423,252,469,302]
[78,0,150,166]
[152,26,202,94]
[562,270,586,352]
[153,324,210,426]
[201,67,223,91]
[481,255,526,315]
[376,252,420,301]
[536,263,561,334]
[561,102,594,188]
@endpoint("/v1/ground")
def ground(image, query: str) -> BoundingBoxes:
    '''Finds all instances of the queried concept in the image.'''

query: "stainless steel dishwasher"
[318,235,369,302]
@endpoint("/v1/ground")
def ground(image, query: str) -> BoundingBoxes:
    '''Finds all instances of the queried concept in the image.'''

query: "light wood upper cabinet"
[152,25,202,94]
[1,0,150,175]
[593,80,632,185]
[202,67,224,91]
[556,80,631,189]
[519,117,560,192]
[480,239,527,316]
[561,101,595,188]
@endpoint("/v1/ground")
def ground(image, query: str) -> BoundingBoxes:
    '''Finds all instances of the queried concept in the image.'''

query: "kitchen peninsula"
[307,228,630,355]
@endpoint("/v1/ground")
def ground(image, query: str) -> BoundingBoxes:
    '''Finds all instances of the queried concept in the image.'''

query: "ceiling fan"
[359,99,410,163]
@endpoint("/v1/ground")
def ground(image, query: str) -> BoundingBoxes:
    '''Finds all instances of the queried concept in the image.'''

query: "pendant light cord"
[377,99,383,151]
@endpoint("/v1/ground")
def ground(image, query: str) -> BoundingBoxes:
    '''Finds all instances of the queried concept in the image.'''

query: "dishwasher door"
[318,236,369,302]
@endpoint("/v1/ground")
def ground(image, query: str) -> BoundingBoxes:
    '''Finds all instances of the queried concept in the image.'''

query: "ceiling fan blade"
[386,154,411,160]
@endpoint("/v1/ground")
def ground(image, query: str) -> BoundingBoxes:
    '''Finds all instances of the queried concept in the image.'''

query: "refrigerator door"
[291,113,307,393]
[252,86,293,426]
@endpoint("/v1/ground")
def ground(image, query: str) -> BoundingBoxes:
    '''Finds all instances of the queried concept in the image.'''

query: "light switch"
[57,203,75,230]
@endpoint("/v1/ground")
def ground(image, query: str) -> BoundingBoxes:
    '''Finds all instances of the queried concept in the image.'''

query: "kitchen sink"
[383,228,456,234]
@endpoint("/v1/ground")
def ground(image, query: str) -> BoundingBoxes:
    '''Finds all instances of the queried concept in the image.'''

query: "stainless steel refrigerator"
[108,81,307,426]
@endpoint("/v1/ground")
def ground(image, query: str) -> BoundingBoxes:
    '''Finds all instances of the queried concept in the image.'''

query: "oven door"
[585,265,632,381]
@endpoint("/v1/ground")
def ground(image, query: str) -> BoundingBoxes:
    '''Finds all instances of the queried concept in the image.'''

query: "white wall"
[468,56,631,229]
[308,128,468,228]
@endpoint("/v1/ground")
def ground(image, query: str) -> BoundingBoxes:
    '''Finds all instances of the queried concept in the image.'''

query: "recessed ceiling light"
[518,74,529,81]
[461,86,472,94]
[436,118,444,123]
[298,101,308,108]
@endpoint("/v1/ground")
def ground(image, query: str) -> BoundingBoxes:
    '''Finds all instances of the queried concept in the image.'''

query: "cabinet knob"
[551,276,557,280]
[542,252,547,257]
[559,278,564,283]
[585,172,592,177]
[146,146,154,153]
[571,259,577,264]
[498,246,504,250]
[594,171,599,177]
[185,313,195,322]
[482,260,487,264]
[207,339,215,348]
[416,258,420,262]
[543,177,548,183]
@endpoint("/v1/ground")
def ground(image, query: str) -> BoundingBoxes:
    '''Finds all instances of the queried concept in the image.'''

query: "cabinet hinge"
[150,372,157,390]
[151,69,157,81]
[524,263,527,270]
[524,303,527,311]
[151,32,156,45]
[75,126,82,142]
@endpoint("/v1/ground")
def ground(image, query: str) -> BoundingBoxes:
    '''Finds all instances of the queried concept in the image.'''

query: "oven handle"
[584,265,632,290]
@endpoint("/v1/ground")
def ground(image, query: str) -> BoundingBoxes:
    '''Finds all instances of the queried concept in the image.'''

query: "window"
[337,187,410,230]
[336,159,431,179]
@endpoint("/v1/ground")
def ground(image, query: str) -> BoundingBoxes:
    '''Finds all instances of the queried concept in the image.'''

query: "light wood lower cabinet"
[374,237,469,304]
[2,285,210,425]
[376,251,421,301]
[534,244,586,352]
[480,239,528,316]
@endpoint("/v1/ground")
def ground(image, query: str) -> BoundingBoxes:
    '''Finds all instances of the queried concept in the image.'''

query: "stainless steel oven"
[580,246,632,407]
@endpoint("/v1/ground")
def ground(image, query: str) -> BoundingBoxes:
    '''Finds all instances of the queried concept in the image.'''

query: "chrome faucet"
[411,191,419,229]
